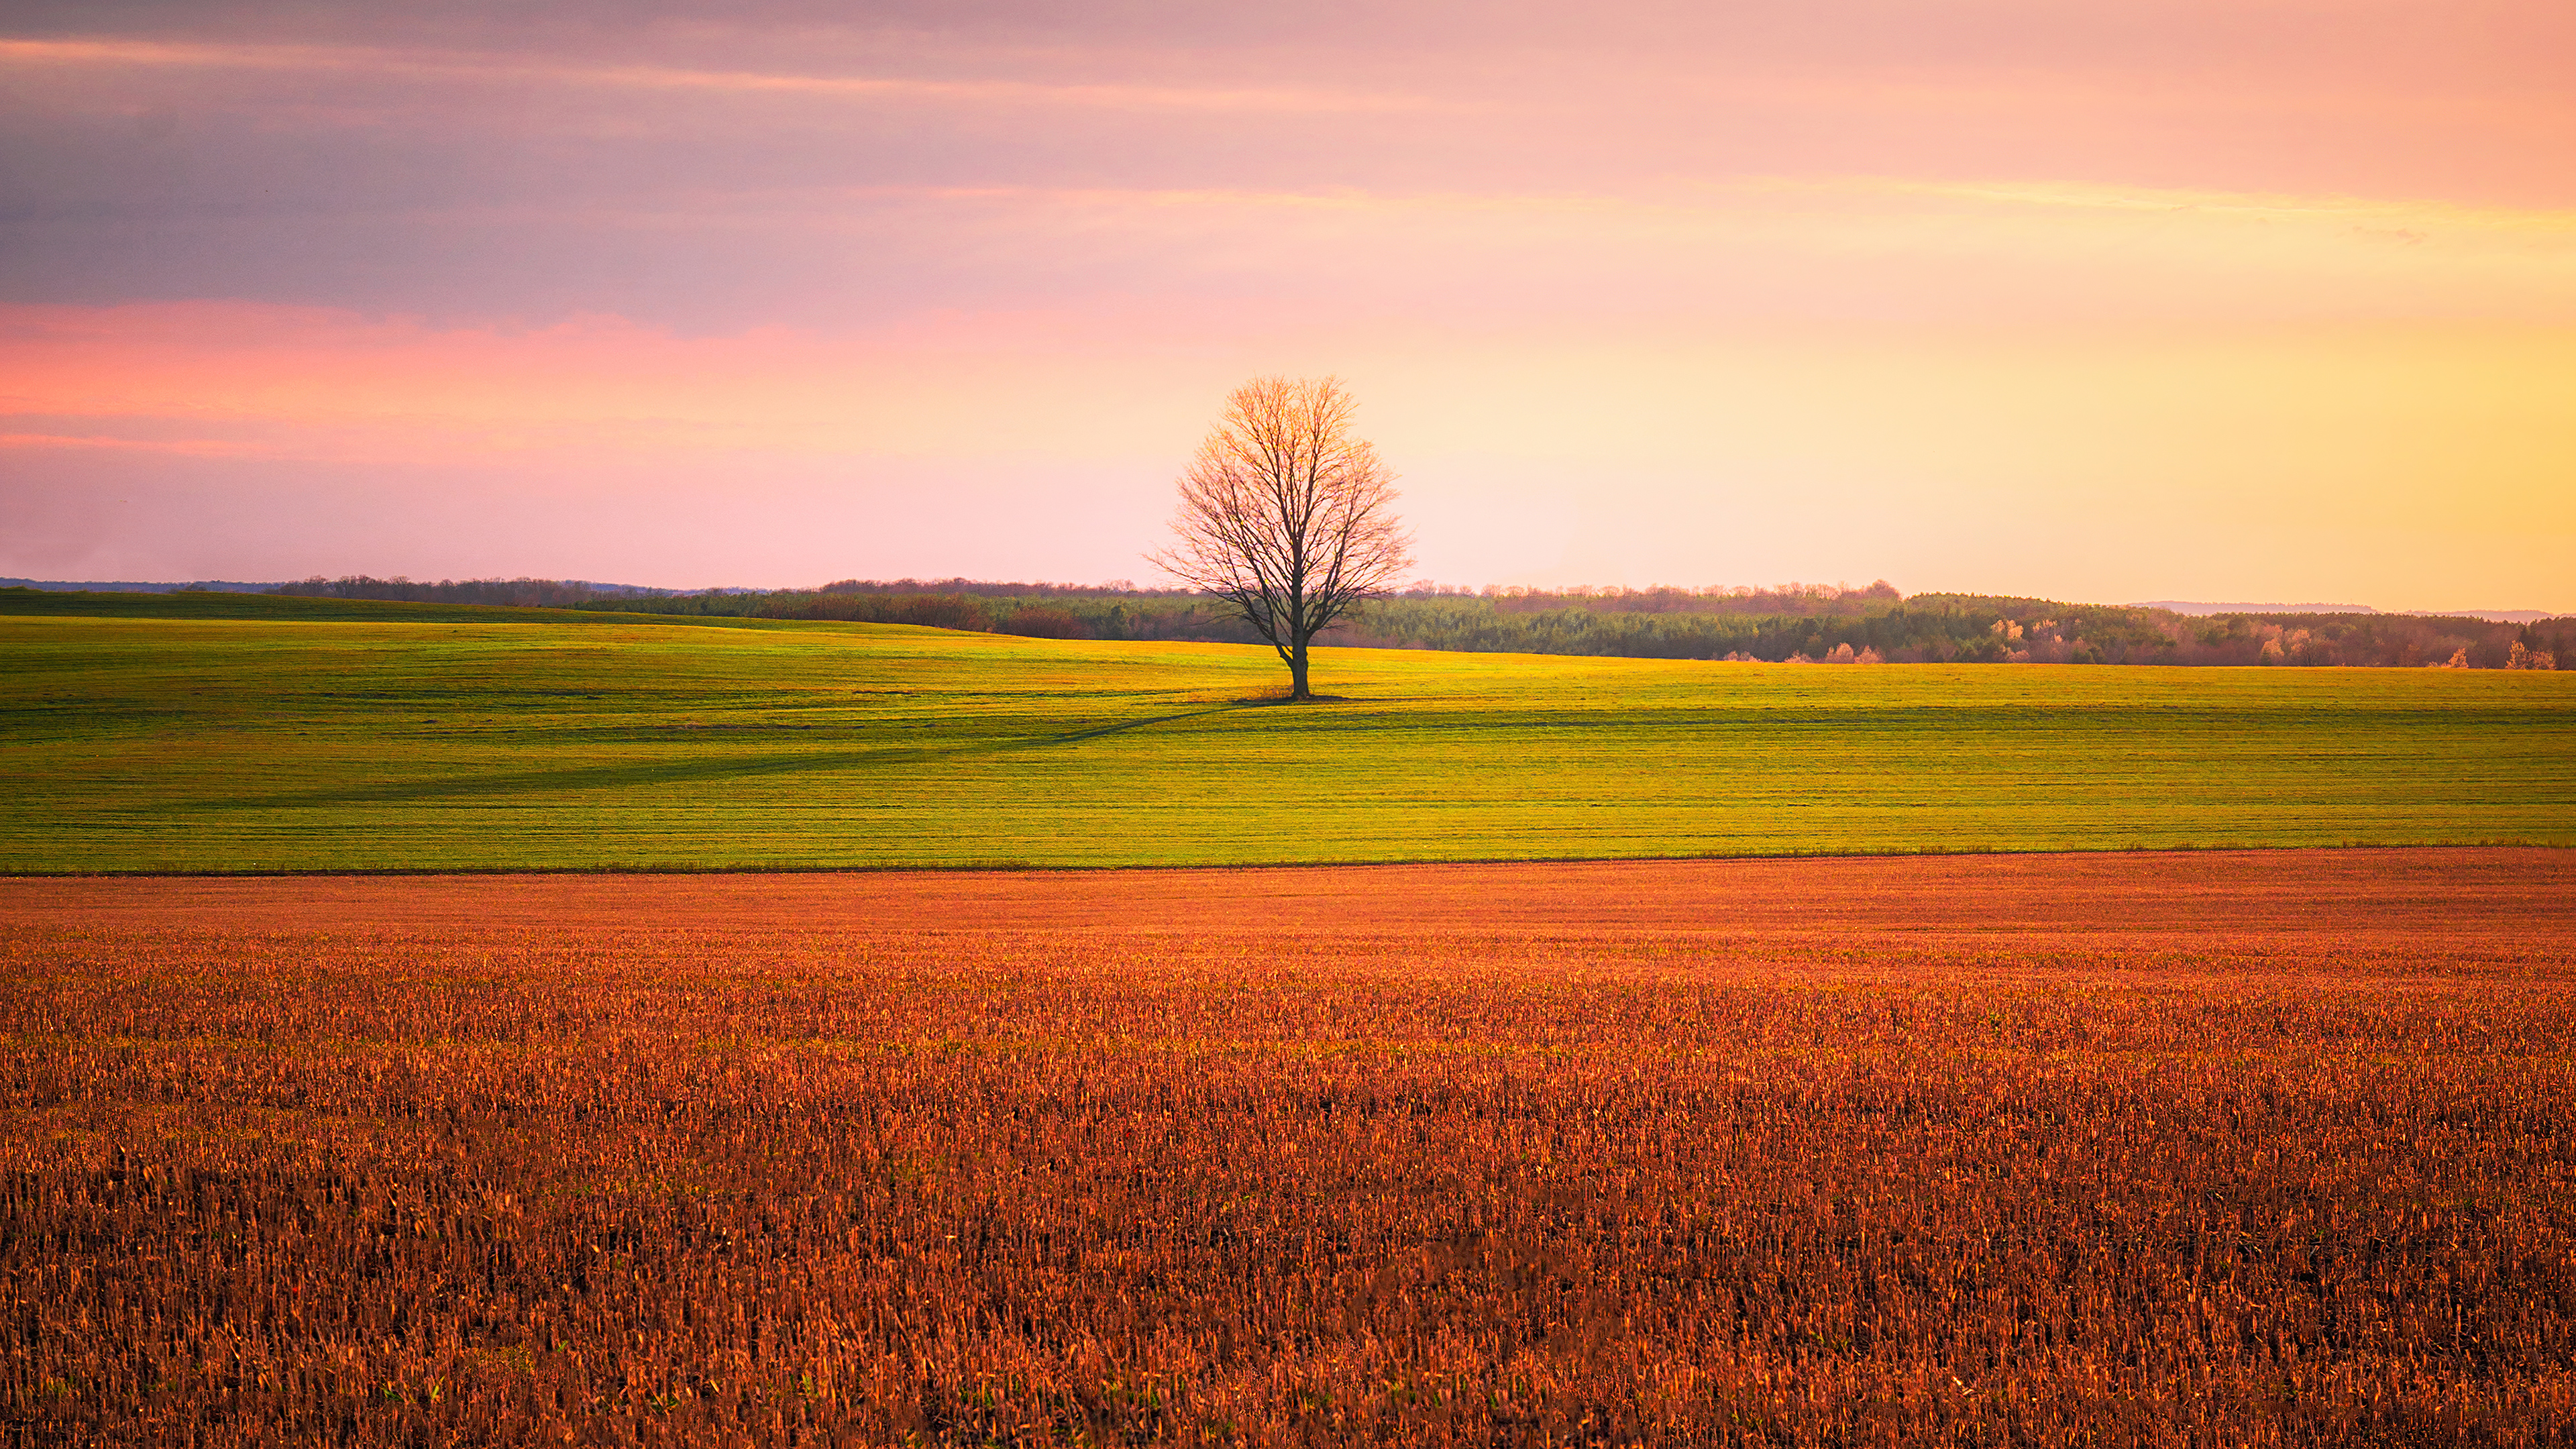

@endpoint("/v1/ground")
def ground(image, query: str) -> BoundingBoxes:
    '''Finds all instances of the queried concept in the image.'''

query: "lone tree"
[1153,376,1413,700]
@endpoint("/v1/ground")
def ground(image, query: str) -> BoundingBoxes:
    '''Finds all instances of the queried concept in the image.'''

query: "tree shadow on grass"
[189,704,1253,809]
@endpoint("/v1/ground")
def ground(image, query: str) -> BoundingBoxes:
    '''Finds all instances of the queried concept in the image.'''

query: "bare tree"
[1152,376,1414,700]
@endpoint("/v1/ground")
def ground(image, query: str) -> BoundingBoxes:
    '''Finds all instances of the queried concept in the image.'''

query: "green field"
[3,591,2571,871]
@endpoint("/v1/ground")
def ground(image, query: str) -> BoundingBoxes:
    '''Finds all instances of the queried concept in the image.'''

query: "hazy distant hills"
[2135,601,2560,624]
[1,577,678,598]
[2133,600,2375,615]
[1,578,288,594]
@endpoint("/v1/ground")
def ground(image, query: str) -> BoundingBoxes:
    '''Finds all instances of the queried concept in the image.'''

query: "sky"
[3,0,2571,609]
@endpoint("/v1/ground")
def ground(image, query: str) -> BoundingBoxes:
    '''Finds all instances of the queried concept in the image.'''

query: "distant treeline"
[1483,581,1904,617]
[268,576,678,608]
[568,579,1927,649]
[263,574,2567,667]
[1889,597,2569,671]
[1344,594,2568,669]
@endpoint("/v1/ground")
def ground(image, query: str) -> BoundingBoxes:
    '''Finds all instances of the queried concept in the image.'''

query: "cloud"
[9,7,2569,331]
[5,1,2570,602]
[9,173,2574,464]
[0,36,1448,114]
[540,176,2576,327]
[0,431,272,456]
[0,302,1222,463]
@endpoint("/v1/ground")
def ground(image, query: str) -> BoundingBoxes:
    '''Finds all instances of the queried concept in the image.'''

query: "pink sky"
[3,3,2571,609]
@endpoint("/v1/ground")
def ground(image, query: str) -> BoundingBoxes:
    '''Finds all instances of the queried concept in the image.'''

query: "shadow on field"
[186,704,1254,808]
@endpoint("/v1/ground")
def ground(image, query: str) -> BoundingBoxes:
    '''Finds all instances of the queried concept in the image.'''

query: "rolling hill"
[2,591,2569,871]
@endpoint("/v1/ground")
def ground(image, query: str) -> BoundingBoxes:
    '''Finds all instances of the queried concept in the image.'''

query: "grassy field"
[7,851,2573,1445]
[3,591,2571,871]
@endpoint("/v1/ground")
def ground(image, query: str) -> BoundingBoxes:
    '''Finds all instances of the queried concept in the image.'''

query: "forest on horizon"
[237,576,2573,670]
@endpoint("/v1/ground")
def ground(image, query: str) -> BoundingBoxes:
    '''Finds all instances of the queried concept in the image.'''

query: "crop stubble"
[5,849,2574,1445]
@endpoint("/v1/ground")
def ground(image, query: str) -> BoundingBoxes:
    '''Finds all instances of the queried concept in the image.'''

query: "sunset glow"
[5,3,2570,608]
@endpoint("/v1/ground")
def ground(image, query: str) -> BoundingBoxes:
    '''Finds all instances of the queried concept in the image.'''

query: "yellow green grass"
[2,594,2571,871]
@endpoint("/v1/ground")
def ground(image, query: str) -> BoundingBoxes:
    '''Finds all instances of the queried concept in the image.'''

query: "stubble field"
[7,848,2574,1446]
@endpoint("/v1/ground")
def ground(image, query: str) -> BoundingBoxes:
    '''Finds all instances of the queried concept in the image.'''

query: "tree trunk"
[1289,640,1311,700]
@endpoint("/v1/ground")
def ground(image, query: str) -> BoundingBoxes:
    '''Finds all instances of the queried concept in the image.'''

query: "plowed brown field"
[7,849,2575,1446]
